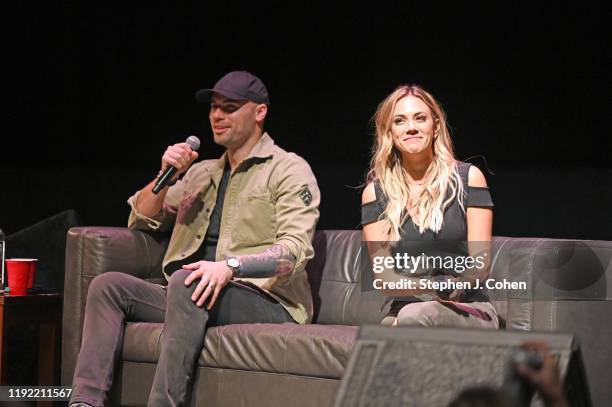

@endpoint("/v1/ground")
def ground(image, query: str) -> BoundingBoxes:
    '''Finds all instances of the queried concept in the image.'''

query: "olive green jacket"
[127,133,320,323]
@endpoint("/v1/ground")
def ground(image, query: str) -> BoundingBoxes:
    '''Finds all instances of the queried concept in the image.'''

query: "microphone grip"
[152,166,178,194]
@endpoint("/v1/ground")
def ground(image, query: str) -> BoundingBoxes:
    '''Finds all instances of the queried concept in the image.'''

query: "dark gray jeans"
[71,269,293,407]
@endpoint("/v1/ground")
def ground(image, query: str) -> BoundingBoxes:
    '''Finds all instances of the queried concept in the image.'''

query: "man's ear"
[255,103,268,123]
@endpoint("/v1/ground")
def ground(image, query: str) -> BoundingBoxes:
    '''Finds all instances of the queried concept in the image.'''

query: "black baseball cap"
[195,71,270,105]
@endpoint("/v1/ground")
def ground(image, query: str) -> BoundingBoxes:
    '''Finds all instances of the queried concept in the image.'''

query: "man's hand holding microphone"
[135,136,200,218]
[153,135,201,194]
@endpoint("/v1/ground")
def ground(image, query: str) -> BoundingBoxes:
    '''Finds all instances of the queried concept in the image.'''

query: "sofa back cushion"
[306,230,387,325]
[306,232,612,332]
[305,231,518,325]
[488,237,612,330]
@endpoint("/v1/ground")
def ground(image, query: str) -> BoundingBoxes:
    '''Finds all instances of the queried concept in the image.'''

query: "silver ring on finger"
[208,282,216,289]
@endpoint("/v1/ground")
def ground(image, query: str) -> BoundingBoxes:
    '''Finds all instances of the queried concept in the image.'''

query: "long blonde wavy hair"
[367,85,464,240]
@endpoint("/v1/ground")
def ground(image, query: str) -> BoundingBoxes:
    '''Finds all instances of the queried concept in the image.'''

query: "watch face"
[228,258,239,268]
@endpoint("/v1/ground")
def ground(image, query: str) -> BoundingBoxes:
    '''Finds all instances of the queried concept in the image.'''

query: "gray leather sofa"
[62,228,612,406]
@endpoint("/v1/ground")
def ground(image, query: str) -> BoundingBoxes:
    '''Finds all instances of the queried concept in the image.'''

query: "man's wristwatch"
[226,257,241,277]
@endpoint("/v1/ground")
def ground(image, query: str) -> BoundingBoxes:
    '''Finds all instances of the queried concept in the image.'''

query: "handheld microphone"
[152,135,201,194]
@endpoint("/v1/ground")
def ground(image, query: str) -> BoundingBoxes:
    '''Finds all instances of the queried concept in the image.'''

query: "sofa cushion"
[307,230,388,325]
[122,322,358,379]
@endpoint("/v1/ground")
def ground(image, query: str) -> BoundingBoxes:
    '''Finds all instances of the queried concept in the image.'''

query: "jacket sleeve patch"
[298,186,313,206]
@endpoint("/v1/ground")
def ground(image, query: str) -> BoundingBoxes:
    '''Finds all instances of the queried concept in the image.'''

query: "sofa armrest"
[61,226,169,385]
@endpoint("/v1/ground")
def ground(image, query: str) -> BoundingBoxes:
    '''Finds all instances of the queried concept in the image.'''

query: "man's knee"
[167,269,192,289]
[166,269,197,302]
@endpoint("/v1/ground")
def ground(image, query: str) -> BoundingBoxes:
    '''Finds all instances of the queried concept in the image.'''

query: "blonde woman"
[362,85,499,328]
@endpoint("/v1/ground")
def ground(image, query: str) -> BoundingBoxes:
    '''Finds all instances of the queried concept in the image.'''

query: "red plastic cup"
[27,259,37,288]
[6,258,38,295]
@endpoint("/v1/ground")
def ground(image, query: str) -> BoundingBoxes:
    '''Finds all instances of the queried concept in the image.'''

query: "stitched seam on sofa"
[121,361,157,366]
[283,324,296,374]
[155,326,163,361]
[342,284,352,324]
[197,366,342,381]
[542,239,555,330]
[317,279,358,283]
[353,244,363,283]
[139,231,152,277]
[77,230,84,299]
[551,298,557,330]
[217,324,225,368]
[553,298,609,301]
[536,239,551,330]
[216,344,222,403]
[77,231,86,346]
[528,251,533,330]
[528,243,541,330]
[490,238,510,272]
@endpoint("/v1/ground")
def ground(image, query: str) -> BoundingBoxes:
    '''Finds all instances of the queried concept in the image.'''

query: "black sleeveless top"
[361,162,494,303]
[361,162,493,238]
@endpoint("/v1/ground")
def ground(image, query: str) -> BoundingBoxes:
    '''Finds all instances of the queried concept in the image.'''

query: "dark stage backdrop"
[3,2,609,240]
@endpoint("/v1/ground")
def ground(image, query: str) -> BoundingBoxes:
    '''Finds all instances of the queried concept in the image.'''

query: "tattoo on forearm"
[236,244,296,278]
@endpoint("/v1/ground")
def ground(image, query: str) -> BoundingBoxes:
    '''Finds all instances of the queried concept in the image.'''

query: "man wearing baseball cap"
[70,71,320,407]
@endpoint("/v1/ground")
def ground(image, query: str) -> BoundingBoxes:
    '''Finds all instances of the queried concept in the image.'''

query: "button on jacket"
[127,133,320,324]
